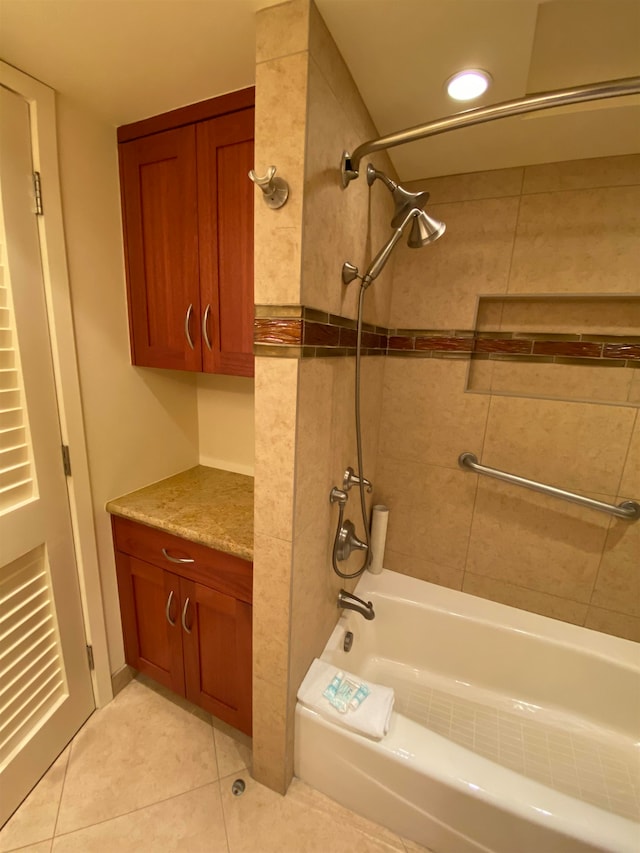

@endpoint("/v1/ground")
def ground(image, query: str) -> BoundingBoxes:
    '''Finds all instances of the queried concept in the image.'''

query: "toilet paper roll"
[368,505,389,575]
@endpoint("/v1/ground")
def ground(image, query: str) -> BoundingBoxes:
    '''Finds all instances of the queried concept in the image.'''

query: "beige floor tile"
[222,775,405,853]
[212,720,252,778]
[3,844,52,853]
[0,748,69,852]
[55,679,218,835]
[51,784,227,853]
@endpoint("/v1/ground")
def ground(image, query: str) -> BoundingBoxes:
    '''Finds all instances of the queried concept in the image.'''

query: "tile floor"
[0,676,429,853]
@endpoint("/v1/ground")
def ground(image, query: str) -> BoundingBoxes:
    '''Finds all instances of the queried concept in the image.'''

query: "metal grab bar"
[458,453,640,521]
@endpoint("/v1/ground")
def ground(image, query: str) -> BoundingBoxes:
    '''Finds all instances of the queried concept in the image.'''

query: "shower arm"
[341,75,640,186]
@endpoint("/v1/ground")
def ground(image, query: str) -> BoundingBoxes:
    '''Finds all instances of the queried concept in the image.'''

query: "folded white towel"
[297,658,394,740]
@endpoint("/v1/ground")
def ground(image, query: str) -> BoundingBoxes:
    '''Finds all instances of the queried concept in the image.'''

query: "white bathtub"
[294,570,640,853]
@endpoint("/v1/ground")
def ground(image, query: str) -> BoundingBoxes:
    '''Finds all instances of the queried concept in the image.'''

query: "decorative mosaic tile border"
[254,306,640,367]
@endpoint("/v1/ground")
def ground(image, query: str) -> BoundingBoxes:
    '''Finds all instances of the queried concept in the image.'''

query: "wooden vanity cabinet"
[117,88,255,377]
[112,516,252,735]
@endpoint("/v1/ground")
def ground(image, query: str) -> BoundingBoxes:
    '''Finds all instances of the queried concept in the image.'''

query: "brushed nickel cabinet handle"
[202,304,212,351]
[184,303,195,349]
[181,597,192,634]
[165,590,176,626]
[161,547,194,564]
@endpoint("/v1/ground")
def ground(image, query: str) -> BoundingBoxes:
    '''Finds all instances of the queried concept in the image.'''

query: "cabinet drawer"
[112,516,252,604]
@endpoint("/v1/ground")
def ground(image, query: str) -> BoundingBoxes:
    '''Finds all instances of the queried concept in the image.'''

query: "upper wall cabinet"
[118,89,255,377]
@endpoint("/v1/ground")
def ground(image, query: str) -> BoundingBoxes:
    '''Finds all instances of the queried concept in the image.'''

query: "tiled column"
[252,0,310,793]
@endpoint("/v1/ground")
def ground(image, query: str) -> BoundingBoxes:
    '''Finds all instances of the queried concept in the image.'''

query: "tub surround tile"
[252,533,292,685]
[254,317,303,346]
[289,520,343,699]
[390,196,520,330]
[604,343,640,360]
[294,359,334,537]
[508,186,640,294]
[478,295,640,338]
[255,0,309,64]
[301,54,392,327]
[251,676,290,794]
[466,479,610,603]
[308,1,378,151]
[254,358,298,541]
[0,748,69,852]
[591,520,640,618]
[522,154,640,194]
[474,337,533,355]
[478,360,635,406]
[52,784,228,853]
[55,679,218,835]
[531,340,603,358]
[105,465,253,560]
[254,53,308,306]
[462,574,588,625]
[619,414,640,498]
[481,396,636,496]
[253,226,303,307]
[585,607,640,643]
[253,306,640,388]
[375,459,478,570]
[406,167,523,205]
[384,549,464,590]
[378,358,490,470]
[628,373,640,405]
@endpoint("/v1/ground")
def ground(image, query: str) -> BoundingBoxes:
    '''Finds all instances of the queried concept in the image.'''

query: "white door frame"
[1,61,112,707]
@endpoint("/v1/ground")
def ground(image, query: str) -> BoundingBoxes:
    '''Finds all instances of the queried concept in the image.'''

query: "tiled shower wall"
[252,0,394,793]
[376,156,640,641]
[252,0,639,798]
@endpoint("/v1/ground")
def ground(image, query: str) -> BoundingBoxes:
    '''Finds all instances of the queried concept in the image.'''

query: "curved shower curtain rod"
[341,75,640,187]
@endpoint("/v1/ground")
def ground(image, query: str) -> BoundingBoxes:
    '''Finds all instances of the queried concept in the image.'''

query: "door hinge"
[86,644,95,671]
[33,171,43,215]
[62,444,72,476]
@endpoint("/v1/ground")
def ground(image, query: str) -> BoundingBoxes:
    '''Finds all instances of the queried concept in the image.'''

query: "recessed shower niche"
[466,295,640,406]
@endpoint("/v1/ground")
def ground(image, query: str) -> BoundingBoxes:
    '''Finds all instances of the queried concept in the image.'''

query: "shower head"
[366,163,446,243]
[408,209,446,247]
[341,164,446,288]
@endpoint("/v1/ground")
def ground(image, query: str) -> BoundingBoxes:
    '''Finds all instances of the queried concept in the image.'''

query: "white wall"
[55,95,200,672]
[197,375,255,475]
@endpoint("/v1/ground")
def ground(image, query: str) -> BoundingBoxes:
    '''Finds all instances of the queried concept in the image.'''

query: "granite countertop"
[106,465,254,561]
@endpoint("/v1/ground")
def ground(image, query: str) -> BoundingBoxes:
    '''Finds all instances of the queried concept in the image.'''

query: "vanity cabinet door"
[114,553,185,696]
[112,515,253,734]
[119,125,201,371]
[180,577,252,736]
[118,89,255,377]
[197,109,255,377]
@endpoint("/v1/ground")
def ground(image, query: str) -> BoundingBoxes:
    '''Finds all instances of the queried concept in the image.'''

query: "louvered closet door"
[0,86,94,826]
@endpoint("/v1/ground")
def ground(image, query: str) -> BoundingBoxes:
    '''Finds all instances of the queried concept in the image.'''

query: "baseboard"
[111,664,136,696]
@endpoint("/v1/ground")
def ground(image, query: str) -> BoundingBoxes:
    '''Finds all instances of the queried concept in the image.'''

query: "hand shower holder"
[248,165,289,209]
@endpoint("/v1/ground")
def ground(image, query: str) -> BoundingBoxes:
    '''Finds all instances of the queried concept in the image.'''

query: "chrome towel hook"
[248,165,289,209]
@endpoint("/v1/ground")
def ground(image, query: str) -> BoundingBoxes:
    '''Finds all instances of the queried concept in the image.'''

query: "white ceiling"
[0,0,282,125]
[1,0,638,179]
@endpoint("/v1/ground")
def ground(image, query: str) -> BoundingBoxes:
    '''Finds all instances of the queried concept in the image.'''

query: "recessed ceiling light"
[446,69,492,102]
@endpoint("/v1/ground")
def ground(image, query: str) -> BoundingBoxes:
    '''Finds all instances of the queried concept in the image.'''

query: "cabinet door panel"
[119,126,201,370]
[114,553,185,695]
[197,109,254,377]
[181,578,252,735]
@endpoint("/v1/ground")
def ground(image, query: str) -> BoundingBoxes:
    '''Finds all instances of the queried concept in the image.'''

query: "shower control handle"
[343,466,373,493]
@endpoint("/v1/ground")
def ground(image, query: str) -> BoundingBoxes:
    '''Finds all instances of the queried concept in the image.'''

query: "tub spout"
[338,589,375,620]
